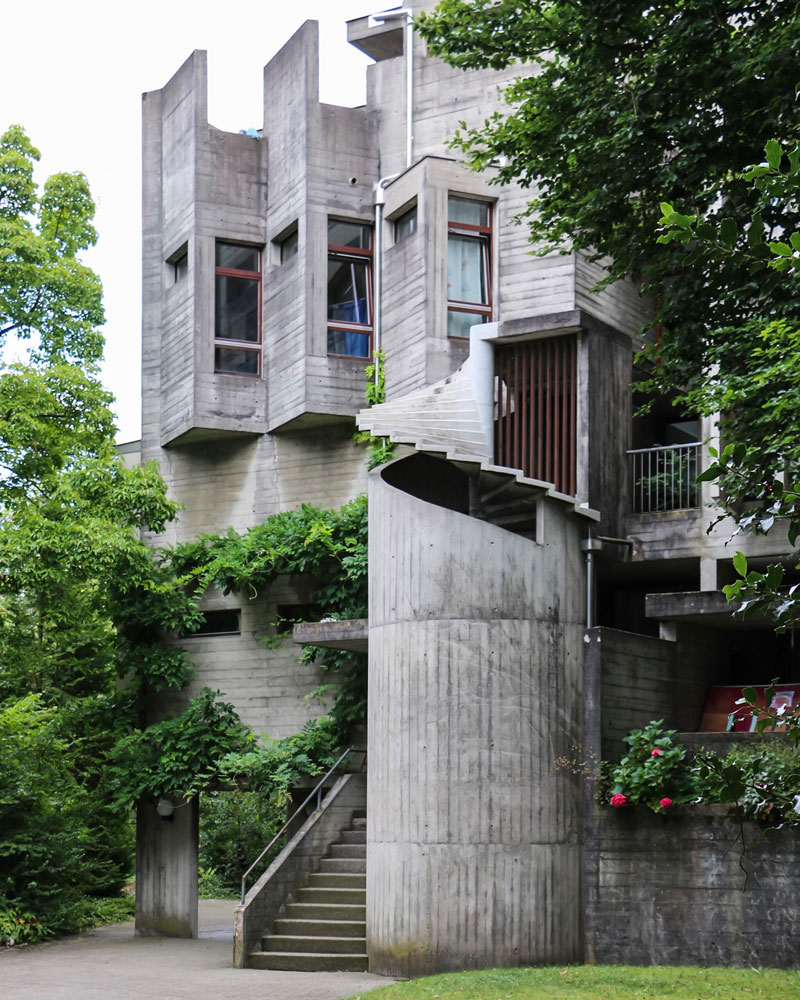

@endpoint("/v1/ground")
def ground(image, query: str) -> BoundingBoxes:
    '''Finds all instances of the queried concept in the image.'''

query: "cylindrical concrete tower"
[367,455,589,977]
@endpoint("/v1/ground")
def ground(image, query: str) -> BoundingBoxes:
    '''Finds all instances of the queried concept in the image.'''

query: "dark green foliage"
[198,790,285,896]
[108,689,255,807]
[606,721,800,827]
[0,696,93,936]
[608,721,696,812]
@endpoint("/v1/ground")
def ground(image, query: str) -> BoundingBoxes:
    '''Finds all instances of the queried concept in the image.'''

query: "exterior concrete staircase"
[248,812,367,971]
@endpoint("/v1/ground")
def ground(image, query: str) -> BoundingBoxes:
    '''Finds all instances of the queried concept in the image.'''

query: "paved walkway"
[0,900,397,1000]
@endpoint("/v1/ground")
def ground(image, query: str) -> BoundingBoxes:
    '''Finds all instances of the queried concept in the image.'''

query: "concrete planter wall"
[585,803,800,968]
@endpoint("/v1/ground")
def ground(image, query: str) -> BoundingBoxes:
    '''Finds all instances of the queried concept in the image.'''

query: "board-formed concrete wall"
[366,459,587,977]
[585,804,800,967]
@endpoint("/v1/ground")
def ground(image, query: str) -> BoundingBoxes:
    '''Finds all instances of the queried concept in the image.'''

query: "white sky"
[1,0,384,442]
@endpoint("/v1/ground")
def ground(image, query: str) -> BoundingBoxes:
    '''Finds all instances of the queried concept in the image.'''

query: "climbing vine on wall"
[353,350,396,469]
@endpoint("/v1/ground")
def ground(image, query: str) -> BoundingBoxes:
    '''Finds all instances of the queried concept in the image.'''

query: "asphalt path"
[0,899,396,1000]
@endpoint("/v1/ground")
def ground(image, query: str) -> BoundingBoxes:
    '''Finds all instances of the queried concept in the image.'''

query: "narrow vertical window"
[327,220,373,359]
[447,196,492,339]
[214,242,261,376]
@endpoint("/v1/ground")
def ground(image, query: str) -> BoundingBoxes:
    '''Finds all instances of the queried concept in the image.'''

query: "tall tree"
[416,1,800,388]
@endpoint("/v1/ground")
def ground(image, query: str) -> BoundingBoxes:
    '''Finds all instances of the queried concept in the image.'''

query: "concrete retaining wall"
[585,804,800,967]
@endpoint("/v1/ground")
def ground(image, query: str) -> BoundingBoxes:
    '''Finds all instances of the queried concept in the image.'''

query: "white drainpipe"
[369,9,415,386]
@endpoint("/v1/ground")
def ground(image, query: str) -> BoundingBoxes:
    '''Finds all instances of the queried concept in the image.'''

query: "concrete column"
[135,797,198,938]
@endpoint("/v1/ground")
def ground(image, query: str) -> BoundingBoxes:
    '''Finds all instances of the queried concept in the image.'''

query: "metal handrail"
[239,747,352,905]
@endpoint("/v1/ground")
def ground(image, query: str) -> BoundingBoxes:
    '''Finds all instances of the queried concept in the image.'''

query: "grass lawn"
[344,964,800,1000]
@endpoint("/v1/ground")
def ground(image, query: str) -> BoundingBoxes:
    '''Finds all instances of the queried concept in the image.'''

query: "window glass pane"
[395,207,417,241]
[327,328,371,358]
[448,196,489,228]
[216,243,259,271]
[214,346,260,375]
[173,252,188,283]
[215,274,259,341]
[328,220,371,249]
[448,233,488,304]
[447,309,488,339]
[327,258,371,324]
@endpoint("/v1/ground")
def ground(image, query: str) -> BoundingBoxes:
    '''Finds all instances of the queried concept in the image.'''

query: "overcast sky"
[2,0,385,442]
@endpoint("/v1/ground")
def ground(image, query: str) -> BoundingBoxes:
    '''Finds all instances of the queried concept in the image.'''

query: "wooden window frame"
[327,222,374,360]
[214,242,262,377]
[447,199,493,340]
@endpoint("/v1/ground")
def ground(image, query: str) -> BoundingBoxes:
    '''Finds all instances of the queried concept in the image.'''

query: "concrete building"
[138,2,799,974]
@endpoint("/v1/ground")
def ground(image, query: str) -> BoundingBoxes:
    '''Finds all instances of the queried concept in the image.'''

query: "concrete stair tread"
[262,934,366,953]
[248,951,368,972]
[273,919,366,936]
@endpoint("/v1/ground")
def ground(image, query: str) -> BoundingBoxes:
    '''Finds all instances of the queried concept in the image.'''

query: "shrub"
[608,720,697,812]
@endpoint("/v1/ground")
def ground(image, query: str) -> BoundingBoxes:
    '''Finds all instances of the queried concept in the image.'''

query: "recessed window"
[275,603,322,634]
[185,609,241,637]
[280,228,299,263]
[394,206,417,242]
[447,196,492,339]
[327,220,373,359]
[214,241,261,376]
[167,243,188,284]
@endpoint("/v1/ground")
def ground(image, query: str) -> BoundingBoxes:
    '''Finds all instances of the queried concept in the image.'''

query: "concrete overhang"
[644,589,769,629]
[347,14,404,60]
[292,618,369,652]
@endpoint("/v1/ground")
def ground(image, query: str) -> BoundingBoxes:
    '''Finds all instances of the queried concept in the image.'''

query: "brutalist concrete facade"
[139,0,798,972]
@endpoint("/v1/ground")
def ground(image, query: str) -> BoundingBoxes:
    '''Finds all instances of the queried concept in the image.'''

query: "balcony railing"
[628,442,702,513]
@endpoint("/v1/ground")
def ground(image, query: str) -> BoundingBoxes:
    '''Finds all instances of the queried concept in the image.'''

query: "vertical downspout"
[582,532,602,629]
[404,12,413,169]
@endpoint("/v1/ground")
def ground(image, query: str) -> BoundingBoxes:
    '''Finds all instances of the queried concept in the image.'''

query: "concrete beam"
[292,618,369,652]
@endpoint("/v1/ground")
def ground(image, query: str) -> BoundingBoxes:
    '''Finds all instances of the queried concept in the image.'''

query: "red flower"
[659,797,673,809]
[651,748,663,757]
[610,793,627,808]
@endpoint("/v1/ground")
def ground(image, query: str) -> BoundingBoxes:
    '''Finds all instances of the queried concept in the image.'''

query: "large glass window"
[327,220,373,359]
[214,242,261,376]
[447,196,492,338]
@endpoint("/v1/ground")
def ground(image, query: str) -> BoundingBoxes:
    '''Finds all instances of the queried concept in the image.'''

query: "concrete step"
[272,918,366,938]
[330,843,366,859]
[284,902,366,921]
[248,951,368,972]
[319,856,366,874]
[261,934,365,954]
[306,872,365,889]
[295,887,366,905]
[338,828,366,844]
[352,816,366,829]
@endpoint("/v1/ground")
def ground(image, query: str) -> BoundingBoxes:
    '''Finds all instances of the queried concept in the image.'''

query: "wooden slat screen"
[494,336,577,495]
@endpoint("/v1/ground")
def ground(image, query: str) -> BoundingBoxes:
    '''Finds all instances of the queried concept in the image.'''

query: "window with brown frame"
[214,242,261,376]
[327,220,373,359]
[447,196,492,339]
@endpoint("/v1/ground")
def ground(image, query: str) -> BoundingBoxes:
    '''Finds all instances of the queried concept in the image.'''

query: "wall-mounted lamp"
[156,798,175,820]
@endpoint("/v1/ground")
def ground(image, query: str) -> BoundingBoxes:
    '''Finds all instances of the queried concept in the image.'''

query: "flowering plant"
[607,720,696,813]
